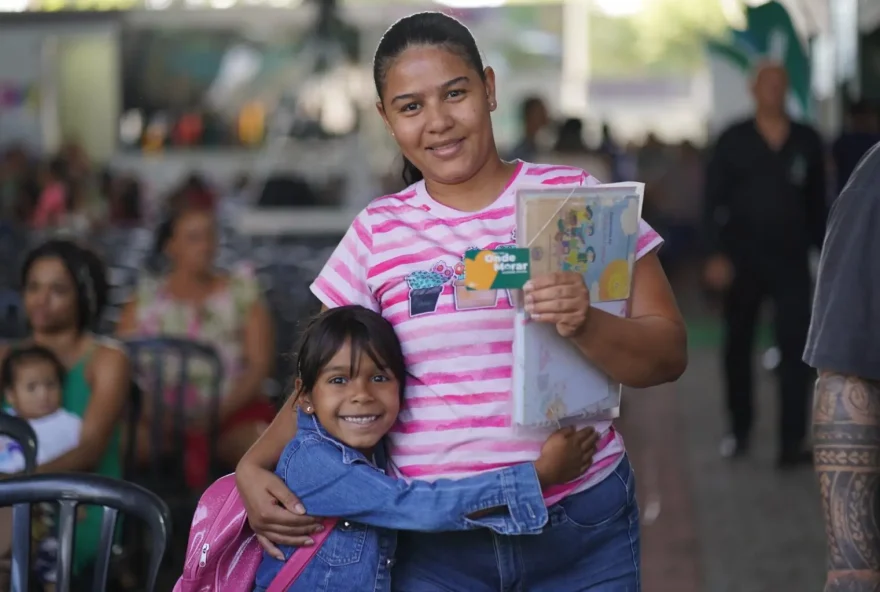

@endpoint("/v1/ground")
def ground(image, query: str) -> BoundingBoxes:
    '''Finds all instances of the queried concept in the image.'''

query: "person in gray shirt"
[804,141,880,591]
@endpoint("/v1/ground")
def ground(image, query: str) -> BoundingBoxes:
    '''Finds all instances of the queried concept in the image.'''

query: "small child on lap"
[0,345,82,591]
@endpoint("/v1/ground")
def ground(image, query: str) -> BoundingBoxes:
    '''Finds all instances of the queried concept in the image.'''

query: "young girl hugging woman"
[254,305,598,591]
[237,12,687,590]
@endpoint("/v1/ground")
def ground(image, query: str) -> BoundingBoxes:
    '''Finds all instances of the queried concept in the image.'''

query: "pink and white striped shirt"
[311,161,663,504]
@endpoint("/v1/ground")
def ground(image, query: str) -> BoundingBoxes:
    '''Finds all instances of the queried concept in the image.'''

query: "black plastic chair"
[0,473,171,592]
[123,337,224,487]
[257,260,323,390]
[0,412,37,474]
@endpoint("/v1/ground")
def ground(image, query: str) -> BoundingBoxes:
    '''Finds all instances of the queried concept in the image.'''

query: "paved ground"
[619,343,827,592]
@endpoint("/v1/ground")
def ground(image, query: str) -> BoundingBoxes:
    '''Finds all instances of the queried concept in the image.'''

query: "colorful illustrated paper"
[512,182,645,427]
[520,186,641,303]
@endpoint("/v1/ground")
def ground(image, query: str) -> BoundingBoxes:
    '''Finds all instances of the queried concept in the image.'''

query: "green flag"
[705,1,812,120]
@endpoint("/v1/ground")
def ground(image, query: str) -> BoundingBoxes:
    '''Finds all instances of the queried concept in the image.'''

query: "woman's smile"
[427,138,465,160]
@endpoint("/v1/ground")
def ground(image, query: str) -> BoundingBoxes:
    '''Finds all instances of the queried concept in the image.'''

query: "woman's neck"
[31,330,88,366]
[166,268,214,288]
[424,155,517,213]
[164,267,218,301]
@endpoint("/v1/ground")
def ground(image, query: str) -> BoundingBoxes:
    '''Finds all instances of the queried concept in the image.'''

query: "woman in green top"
[1,239,130,575]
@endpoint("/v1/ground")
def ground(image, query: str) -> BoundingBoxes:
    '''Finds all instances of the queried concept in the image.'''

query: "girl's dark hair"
[373,11,486,186]
[1,345,66,393]
[21,240,109,333]
[292,305,406,402]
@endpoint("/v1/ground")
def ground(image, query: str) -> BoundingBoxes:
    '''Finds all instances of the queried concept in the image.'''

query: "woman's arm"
[524,253,687,388]
[239,396,298,471]
[38,344,130,473]
[573,253,687,387]
[236,398,319,555]
[219,299,274,421]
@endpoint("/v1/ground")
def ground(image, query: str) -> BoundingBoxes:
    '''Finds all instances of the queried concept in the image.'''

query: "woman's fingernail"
[273,553,284,561]
[525,304,534,313]
[304,538,315,546]
[523,281,533,291]
[295,504,306,514]
[532,313,542,320]
[314,524,324,532]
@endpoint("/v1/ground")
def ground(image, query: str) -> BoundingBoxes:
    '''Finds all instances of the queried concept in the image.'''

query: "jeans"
[391,456,640,592]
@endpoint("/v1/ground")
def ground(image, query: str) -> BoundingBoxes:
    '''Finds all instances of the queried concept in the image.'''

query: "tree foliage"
[589,0,731,76]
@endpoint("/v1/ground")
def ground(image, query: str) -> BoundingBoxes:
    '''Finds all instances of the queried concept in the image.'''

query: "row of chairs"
[0,414,171,592]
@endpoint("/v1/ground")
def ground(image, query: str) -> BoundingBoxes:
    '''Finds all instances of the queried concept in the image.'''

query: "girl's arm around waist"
[281,437,548,535]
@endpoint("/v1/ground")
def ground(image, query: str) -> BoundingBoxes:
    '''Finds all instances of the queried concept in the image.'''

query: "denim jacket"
[253,409,548,592]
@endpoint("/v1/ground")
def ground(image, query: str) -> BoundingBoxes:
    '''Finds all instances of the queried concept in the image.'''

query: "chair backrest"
[0,473,171,592]
[0,412,37,474]
[121,380,143,482]
[257,260,323,384]
[124,337,224,482]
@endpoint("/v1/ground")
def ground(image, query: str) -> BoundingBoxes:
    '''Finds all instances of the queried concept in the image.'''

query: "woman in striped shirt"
[237,11,686,589]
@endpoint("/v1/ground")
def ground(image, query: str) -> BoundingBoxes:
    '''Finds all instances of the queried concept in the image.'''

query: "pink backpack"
[173,474,336,592]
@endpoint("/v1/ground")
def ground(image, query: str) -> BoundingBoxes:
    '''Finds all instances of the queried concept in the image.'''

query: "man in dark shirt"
[804,142,880,591]
[703,61,828,467]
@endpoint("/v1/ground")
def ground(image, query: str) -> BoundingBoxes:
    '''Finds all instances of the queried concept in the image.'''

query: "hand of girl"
[235,462,323,560]
[533,426,599,488]
[523,272,591,338]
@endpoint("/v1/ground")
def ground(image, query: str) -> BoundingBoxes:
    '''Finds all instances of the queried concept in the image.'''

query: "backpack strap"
[266,518,338,592]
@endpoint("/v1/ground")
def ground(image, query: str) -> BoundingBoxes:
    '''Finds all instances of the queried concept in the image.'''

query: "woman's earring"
[305,405,313,413]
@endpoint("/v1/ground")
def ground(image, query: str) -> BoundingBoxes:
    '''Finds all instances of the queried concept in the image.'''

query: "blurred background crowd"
[1,0,879,590]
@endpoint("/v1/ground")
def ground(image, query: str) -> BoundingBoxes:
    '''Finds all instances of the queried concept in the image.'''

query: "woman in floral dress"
[117,204,275,485]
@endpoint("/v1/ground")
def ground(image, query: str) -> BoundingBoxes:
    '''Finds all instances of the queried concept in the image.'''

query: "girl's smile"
[339,414,383,425]
[300,339,401,457]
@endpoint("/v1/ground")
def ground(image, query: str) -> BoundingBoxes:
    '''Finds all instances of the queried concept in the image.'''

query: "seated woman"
[117,204,275,485]
[0,239,129,580]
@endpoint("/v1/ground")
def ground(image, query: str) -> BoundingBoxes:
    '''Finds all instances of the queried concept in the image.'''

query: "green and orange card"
[464,248,531,291]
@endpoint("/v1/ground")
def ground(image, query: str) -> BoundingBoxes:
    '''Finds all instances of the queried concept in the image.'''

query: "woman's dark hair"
[152,213,176,260]
[21,240,109,333]
[373,11,486,186]
[1,345,66,393]
[292,305,406,403]
[151,202,213,262]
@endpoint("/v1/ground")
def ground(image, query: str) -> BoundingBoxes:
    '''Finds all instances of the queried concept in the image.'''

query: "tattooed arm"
[813,372,880,591]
